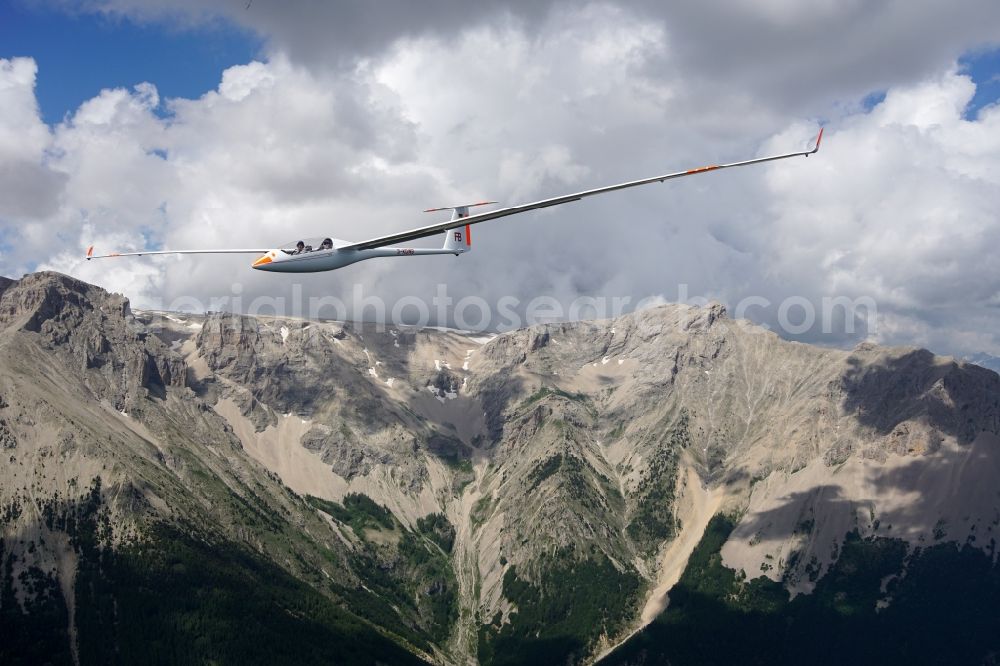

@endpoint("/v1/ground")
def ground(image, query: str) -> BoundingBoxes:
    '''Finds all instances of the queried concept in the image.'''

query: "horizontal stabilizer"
[423,201,497,214]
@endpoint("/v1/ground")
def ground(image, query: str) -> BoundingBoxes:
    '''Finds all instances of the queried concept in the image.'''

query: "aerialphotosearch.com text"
[151,282,877,339]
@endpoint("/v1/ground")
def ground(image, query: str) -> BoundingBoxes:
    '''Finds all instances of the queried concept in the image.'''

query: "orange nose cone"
[252,254,273,268]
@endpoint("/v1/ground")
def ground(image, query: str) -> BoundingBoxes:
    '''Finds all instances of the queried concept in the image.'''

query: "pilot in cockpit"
[320,238,333,250]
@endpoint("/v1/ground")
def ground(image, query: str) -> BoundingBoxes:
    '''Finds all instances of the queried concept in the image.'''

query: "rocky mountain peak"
[0,271,185,411]
[0,271,126,334]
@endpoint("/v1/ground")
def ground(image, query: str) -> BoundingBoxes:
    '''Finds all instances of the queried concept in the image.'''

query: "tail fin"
[443,224,472,254]
[426,201,495,255]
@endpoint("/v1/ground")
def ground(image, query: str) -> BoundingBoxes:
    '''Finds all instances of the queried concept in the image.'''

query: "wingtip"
[812,127,824,153]
[86,245,93,259]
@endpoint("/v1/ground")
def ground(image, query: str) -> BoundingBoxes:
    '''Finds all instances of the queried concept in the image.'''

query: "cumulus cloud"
[637,0,1000,110]
[2,2,1000,359]
[759,69,1000,352]
[0,58,66,220]
[63,0,1000,111]
[2,53,427,304]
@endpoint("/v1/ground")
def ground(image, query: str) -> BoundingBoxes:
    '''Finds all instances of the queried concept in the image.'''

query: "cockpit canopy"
[279,237,336,255]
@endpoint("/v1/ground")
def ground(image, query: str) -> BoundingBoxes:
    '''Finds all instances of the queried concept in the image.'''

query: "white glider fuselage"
[250,244,463,273]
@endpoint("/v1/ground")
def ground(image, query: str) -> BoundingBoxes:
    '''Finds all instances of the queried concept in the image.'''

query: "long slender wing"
[340,128,823,251]
[86,247,270,260]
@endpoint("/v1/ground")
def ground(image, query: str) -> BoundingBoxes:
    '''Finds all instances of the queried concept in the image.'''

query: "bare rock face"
[453,301,1000,657]
[0,417,16,449]
[196,313,399,428]
[185,293,1000,665]
[4,271,1000,666]
[196,312,264,375]
[0,273,451,664]
[301,422,423,488]
[0,272,185,411]
[842,344,1000,445]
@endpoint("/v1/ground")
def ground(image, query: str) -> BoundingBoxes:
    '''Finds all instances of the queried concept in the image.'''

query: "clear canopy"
[279,237,335,254]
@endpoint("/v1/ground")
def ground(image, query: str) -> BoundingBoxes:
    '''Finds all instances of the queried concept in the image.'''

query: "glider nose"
[252,251,276,270]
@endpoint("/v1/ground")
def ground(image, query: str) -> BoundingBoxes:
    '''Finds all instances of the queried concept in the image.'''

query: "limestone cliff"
[3,272,999,665]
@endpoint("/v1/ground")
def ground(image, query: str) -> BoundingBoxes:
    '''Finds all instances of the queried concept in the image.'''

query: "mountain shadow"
[727,432,1000,551]
[603,515,1000,666]
[841,347,1000,444]
[0,479,428,666]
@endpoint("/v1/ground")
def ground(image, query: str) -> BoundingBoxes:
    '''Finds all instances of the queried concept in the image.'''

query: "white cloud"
[68,0,1000,112]
[0,58,50,157]
[2,3,1000,359]
[0,58,66,220]
[759,69,1000,352]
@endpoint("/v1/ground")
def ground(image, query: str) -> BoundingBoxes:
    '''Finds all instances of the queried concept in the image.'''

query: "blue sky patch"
[960,47,1000,119]
[861,90,887,112]
[0,2,262,125]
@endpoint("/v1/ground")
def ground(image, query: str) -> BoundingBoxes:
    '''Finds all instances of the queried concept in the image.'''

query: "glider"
[86,129,822,273]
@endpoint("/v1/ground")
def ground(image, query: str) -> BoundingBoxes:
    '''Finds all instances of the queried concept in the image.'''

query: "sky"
[1,0,1000,360]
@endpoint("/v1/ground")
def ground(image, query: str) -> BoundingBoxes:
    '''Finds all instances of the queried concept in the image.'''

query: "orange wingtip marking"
[815,127,824,149]
[685,165,719,175]
[252,255,272,267]
[465,224,471,246]
[86,246,94,257]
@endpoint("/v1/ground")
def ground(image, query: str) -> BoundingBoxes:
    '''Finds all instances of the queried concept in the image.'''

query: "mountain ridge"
[2,270,999,665]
